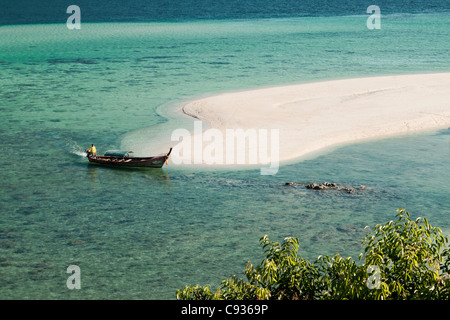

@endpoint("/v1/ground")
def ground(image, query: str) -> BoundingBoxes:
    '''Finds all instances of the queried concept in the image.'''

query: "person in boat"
[86,144,97,158]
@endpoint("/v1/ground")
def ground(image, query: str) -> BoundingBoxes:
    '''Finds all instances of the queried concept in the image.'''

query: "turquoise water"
[1,14,449,299]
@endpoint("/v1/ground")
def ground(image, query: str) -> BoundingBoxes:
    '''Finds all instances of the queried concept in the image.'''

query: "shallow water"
[0,12,449,299]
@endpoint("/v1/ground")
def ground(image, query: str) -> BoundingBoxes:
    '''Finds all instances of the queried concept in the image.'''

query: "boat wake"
[67,140,87,157]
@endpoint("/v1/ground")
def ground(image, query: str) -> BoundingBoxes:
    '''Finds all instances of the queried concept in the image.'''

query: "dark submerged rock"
[303,182,365,194]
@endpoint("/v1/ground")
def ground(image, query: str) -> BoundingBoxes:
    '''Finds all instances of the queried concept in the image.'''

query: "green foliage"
[176,209,450,300]
[362,209,449,299]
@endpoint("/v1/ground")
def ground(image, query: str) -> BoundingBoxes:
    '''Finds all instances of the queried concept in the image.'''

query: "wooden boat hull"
[87,148,172,168]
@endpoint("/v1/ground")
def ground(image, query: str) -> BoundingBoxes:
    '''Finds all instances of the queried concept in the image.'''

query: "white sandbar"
[179,73,450,165]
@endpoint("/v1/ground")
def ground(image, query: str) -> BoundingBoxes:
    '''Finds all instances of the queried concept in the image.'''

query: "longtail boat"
[86,148,172,168]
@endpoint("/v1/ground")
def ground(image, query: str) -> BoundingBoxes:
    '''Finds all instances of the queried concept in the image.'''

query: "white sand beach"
[177,73,450,168]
